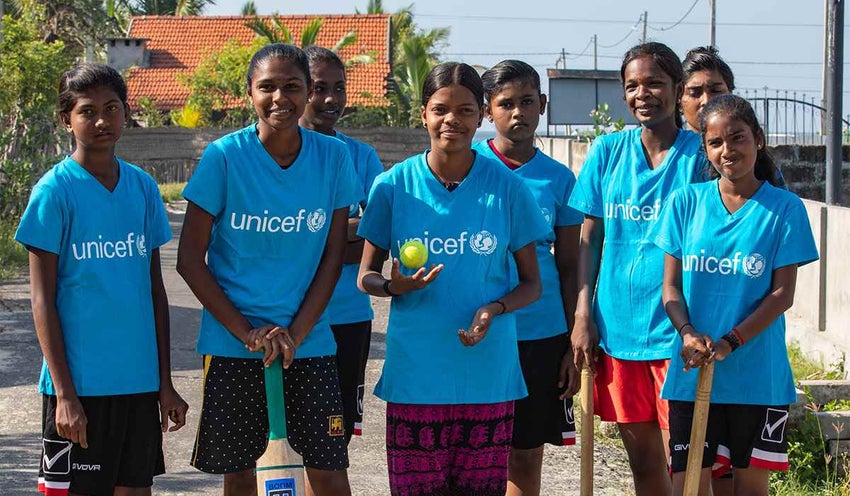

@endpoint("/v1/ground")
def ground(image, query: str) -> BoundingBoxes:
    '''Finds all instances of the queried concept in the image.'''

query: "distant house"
[108,14,392,112]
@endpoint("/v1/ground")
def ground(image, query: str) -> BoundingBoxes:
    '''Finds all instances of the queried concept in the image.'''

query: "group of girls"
[18,35,815,496]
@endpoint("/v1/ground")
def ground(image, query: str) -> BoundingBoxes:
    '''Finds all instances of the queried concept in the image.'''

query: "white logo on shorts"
[761,408,789,443]
[306,209,327,232]
[564,400,575,424]
[42,439,73,475]
[356,384,365,416]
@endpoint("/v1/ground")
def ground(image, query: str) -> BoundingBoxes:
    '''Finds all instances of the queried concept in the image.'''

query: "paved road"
[0,208,631,495]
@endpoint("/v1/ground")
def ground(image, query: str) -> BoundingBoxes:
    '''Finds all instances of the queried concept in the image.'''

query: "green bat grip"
[263,358,288,440]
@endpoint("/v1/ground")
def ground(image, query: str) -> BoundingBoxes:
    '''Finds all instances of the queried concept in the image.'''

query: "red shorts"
[594,353,669,429]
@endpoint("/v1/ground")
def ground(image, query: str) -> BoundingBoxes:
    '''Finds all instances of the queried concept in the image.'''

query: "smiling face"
[248,57,309,134]
[484,79,545,143]
[421,84,483,153]
[681,69,731,130]
[623,56,681,129]
[301,60,347,135]
[61,85,126,153]
[702,111,763,183]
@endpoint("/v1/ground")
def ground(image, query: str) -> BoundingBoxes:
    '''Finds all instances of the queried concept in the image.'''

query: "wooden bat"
[256,358,305,496]
[683,361,715,496]
[580,367,594,496]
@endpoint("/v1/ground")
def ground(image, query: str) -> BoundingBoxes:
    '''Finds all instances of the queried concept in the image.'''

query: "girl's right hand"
[680,328,714,371]
[571,314,600,372]
[245,325,297,369]
[55,395,88,448]
[387,258,443,295]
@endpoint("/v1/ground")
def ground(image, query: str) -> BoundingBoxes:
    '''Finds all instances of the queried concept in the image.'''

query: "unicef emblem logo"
[136,234,147,258]
[742,253,766,278]
[306,209,327,233]
[541,208,552,225]
[469,230,498,255]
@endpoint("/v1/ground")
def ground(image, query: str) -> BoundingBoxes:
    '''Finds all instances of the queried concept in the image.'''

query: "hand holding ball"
[399,240,428,269]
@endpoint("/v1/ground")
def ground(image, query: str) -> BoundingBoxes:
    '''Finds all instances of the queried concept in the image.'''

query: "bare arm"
[358,240,442,297]
[150,248,187,432]
[343,217,365,265]
[572,215,604,371]
[555,224,581,397]
[29,248,88,448]
[662,253,712,370]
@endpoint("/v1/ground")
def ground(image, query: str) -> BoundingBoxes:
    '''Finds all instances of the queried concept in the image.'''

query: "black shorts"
[669,401,790,476]
[512,333,576,449]
[38,392,164,495]
[191,355,349,473]
[331,321,372,443]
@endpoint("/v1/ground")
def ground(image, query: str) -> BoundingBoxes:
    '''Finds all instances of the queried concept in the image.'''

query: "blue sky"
[204,0,850,132]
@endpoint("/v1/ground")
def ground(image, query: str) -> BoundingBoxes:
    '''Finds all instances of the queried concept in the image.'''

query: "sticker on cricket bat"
[264,477,296,496]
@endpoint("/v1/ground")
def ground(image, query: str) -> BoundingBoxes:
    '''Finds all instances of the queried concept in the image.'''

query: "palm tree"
[127,0,215,16]
[245,15,373,67]
[240,0,255,15]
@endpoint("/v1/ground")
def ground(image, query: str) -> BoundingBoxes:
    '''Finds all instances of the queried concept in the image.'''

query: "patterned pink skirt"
[386,401,514,496]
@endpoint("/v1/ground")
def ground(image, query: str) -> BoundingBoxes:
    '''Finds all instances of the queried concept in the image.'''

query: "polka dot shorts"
[191,355,349,474]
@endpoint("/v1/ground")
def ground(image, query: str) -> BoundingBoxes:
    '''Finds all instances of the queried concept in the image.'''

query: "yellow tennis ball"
[399,240,428,269]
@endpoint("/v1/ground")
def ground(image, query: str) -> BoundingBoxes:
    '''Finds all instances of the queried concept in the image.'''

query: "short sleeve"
[774,199,819,269]
[357,172,393,250]
[145,175,172,250]
[555,170,584,227]
[568,137,608,217]
[652,190,685,259]
[362,147,384,206]
[335,149,364,211]
[182,142,227,217]
[15,184,64,254]
[509,180,551,252]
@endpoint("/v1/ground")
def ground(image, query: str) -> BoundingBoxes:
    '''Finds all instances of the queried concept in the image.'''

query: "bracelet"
[492,299,507,314]
[382,279,399,297]
[677,322,694,335]
[721,332,741,352]
[731,327,746,345]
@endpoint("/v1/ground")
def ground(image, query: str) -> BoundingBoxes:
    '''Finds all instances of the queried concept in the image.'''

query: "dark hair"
[421,62,484,107]
[58,63,128,114]
[303,45,346,76]
[620,42,685,128]
[699,94,780,186]
[682,46,735,92]
[481,59,541,102]
[247,43,311,89]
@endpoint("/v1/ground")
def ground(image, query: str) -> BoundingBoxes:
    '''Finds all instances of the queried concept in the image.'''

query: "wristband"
[722,331,742,352]
[677,322,694,335]
[731,327,746,345]
[383,279,399,297]
[492,299,507,314]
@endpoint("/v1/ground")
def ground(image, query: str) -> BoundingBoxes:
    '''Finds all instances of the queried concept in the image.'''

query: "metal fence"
[741,89,850,146]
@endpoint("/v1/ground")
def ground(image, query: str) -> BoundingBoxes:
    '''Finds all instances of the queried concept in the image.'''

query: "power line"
[566,37,594,60]
[649,0,700,32]
[415,13,850,28]
[598,14,643,48]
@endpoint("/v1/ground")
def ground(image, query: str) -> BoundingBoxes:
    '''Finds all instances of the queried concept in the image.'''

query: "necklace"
[427,153,472,191]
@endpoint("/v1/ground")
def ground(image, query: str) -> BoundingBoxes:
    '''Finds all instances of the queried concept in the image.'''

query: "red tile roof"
[125,14,391,111]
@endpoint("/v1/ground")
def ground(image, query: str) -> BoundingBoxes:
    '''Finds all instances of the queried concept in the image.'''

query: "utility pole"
[642,11,648,43]
[709,0,716,47]
[825,0,844,205]
[593,35,598,70]
[823,0,831,134]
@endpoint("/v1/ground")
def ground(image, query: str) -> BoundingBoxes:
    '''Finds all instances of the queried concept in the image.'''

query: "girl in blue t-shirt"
[17,63,188,495]
[475,60,583,496]
[178,44,359,495]
[358,62,550,496]
[654,94,818,496]
[568,42,707,495]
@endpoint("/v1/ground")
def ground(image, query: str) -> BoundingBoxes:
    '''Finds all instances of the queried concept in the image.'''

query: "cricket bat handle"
[580,366,594,496]
[683,361,715,496]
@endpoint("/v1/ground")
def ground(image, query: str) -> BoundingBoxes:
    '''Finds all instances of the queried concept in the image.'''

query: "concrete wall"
[115,127,431,184]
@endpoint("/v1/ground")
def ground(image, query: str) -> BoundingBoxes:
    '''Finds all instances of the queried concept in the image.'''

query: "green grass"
[789,342,845,381]
[158,182,186,203]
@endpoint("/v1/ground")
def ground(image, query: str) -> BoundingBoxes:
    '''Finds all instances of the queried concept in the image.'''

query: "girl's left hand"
[159,385,189,432]
[680,328,715,371]
[458,303,499,346]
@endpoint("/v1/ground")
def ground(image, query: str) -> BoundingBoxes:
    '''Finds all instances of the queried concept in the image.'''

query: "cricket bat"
[683,361,715,496]
[256,358,305,496]
[580,367,594,496]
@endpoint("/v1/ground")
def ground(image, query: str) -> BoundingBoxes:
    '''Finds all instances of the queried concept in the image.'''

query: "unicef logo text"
[229,208,325,234]
[469,230,498,255]
[71,232,146,261]
[682,250,767,278]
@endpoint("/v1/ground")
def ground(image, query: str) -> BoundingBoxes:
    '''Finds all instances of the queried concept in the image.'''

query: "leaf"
[300,17,323,48]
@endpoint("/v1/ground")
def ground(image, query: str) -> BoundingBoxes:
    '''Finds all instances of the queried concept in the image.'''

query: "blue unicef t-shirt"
[325,132,384,325]
[183,126,361,359]
[474,140,583,340]
[16,157,171,396]
[358,151,551,404]
[568,127,707,360]
[653,181,818,405]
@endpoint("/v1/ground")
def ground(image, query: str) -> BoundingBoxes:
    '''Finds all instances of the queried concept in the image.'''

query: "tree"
[240,0,255,15]
[245,16,373,67]
[127,0,215,16]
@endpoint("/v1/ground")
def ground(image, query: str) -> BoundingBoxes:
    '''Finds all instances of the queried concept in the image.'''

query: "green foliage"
[788,342,845,381]
[579,103,626,142]
[170,104,202,128]
[243,16,372,67]
[135,97,166,127]
[158,182,186,203]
